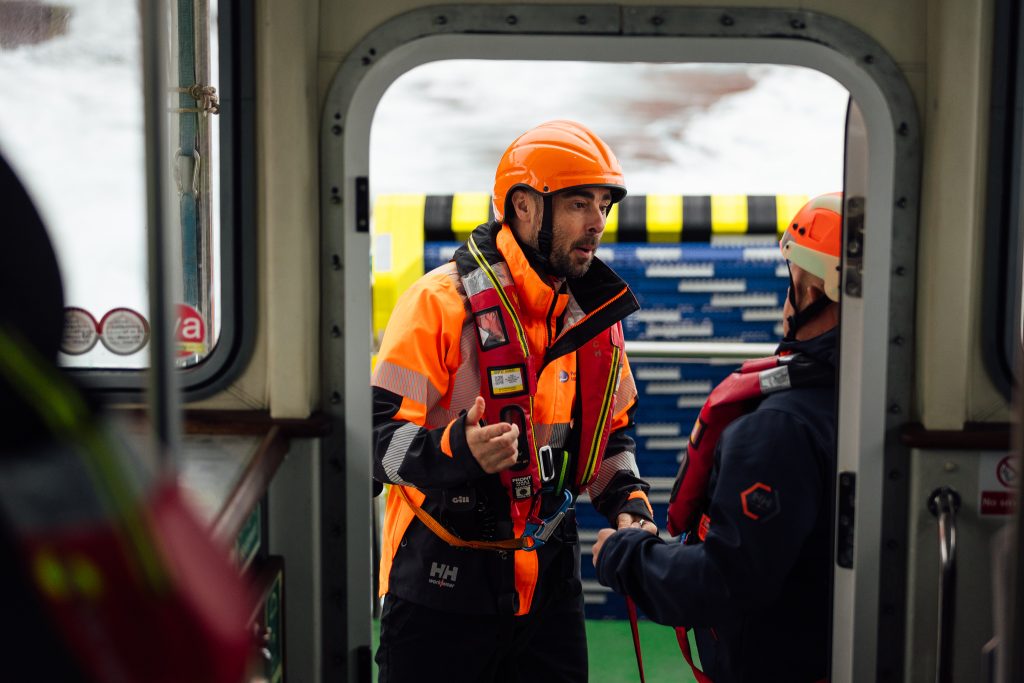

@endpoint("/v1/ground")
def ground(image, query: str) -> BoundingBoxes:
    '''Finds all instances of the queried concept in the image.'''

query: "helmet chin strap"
[509,194,553,277]
[784,265,832,341]
[537,195,554,260]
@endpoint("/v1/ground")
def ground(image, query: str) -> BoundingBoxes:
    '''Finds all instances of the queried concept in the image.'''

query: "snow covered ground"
[0,4,848,368]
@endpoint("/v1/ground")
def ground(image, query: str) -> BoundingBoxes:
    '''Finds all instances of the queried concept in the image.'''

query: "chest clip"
[521,489,574,551]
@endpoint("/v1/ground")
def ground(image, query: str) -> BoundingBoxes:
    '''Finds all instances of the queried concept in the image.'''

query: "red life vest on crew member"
[666,352,834,538]
[654,352,833,683]
[458,230,624,547]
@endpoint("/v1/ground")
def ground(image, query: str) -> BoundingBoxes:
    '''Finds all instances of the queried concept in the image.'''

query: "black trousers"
[375,589,588,682]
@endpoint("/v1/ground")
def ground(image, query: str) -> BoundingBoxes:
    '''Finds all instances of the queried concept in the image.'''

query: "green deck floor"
[371,619,698,682]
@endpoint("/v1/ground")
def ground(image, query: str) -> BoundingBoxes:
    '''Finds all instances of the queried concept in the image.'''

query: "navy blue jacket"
[596,329,837,683]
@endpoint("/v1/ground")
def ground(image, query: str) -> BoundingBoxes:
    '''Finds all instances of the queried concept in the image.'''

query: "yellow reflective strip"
[372,194,426,344]
[583,346,621,483]
[467,236,530,359]
[646,194,683,243]
[603,203,619,242]
[452,192,491,241]
[710,194,748,234]
[775,194,809,235]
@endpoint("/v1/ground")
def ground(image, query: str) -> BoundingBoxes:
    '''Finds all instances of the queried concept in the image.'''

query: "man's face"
[781,262,830,339]
[547,188,612,278]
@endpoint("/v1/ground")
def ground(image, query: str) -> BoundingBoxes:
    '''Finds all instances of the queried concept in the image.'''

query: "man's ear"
[510,189,531,221]
[511,189,544,223]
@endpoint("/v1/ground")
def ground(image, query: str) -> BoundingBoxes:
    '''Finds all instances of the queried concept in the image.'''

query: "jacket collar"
[455,221,640,363]
[496,224,567,321]
[777,326,838,368]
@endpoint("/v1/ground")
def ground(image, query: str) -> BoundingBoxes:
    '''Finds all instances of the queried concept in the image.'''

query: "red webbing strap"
[675,627,715,683]
[626,597,646,683]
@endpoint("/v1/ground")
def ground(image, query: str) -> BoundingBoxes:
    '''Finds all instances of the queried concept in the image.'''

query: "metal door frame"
[320,7,921,682]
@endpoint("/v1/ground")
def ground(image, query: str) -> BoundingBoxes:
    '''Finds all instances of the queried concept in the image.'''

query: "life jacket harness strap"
[674,627,715,683]
[396,486,522,550]
[395,485,573,551]
[626,596,647,683]
[674,625,826,683]
[465,233,552,546]
[625,596,715,683]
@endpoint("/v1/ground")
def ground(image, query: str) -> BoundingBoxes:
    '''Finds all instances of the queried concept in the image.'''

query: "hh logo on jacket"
[428,562,458,588]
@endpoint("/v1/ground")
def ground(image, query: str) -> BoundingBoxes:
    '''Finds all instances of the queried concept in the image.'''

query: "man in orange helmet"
[593,193,843,683]
[372,120,655,681]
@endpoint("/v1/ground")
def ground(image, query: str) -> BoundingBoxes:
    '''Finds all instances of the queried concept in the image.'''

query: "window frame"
[981,0,1024,400]
[72,0,257,401]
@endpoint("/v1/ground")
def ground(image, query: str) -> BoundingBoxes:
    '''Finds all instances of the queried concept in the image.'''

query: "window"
[982,0,1024,397]
[0,0,231,374]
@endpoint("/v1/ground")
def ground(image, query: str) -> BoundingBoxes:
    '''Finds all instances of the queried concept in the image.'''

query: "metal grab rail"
[625,340,778,360]
[928,486,962,683]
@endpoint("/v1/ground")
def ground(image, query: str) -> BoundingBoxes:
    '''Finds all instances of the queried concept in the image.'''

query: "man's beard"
[549,236,599,278]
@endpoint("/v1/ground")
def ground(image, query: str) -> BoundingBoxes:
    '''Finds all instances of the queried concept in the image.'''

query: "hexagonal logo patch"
[740,482,780,521]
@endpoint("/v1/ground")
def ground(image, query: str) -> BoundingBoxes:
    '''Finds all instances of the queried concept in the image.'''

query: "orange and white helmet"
[779,192,843,301]
[492,120,627,222]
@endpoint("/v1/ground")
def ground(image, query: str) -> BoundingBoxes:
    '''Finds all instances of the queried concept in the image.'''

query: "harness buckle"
[538,445,555,483]
[521,490,573,551]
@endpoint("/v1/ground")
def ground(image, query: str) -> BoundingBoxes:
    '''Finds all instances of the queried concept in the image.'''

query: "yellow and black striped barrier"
[370,193,807,341]
[376,192,808,243]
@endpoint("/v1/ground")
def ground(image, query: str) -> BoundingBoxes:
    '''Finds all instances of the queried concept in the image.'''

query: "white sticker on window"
[99,308,150,356]
[61,307,99,355]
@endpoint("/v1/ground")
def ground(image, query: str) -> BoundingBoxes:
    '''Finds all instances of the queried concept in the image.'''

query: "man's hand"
[592,516,658,567]
[465,396,520,474]
[592,528,616,567]
[617,512,658,535]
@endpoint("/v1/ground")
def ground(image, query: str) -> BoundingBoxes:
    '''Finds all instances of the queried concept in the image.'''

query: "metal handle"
[928,486,962,683]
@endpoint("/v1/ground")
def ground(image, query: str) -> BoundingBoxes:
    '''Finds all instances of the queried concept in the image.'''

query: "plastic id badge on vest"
[475,306,509,349]
[488,364,528,397]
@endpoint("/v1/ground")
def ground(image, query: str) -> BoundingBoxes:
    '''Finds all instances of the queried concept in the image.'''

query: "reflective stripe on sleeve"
[373,360,441,408]
[461,261,513,297]
[382,422,419,485]
[613,366,637,412]
[587,449,639,500]
[426,323,480,427]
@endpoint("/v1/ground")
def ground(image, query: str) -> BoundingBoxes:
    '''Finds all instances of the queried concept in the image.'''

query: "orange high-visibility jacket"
[372,222,652,616]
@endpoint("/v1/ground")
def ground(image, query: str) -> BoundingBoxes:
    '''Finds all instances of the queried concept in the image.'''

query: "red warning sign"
[175,304,206,358]
[980,454,1017,516]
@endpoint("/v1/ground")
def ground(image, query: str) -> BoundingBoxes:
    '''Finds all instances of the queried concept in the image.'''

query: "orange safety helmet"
[492,120,627,221]
[779,192,843,301]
